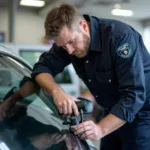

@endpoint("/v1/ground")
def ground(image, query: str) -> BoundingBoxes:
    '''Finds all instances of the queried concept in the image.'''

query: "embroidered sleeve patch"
[116,43,133,58]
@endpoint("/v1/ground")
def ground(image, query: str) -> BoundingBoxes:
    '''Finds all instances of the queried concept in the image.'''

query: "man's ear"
[79,19,89,33]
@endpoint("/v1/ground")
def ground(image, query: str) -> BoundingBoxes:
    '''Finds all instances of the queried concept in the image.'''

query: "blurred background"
[0,1,150,149]
[0,0,150,87]
[0,0,150,48]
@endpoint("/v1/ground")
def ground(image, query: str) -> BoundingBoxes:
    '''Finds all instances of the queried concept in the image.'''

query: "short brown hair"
[44,4,82,39]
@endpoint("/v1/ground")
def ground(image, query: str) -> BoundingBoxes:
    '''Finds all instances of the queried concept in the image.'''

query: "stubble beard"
[74,33,90,58]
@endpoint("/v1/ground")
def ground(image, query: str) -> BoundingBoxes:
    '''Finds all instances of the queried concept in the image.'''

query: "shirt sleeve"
[31,43,71,80]
[110,33,146,123]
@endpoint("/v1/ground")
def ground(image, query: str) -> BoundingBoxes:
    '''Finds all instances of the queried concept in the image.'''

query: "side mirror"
[76,97,93,114]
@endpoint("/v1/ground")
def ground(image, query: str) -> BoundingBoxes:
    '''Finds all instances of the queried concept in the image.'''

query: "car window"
[20,50,72,83]
[0,53,67,127]
[20,50,42,66]
[0,54,49,106]
[0,54,31,100]
[0,52,94,150]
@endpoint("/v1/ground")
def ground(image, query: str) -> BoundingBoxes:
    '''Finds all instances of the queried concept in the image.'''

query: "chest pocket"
[95,70,118,95]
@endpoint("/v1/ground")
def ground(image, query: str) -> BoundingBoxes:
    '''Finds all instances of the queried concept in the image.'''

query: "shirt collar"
[83,14,102,52]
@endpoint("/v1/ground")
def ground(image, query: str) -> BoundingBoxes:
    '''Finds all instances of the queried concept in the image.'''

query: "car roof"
[0,44,32,69]
[0,44,16,55]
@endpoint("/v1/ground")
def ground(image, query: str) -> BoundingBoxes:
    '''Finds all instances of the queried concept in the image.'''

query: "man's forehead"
[55,35,70,47]
[55,27,75,46]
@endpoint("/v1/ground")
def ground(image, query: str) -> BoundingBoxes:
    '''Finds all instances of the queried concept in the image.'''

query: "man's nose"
[66,45,74,55]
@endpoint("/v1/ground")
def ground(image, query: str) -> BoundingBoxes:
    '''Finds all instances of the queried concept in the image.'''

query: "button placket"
[85,60,89,64]
[95,95,98,98]
[108,79,111,83]
[88,79,92,82]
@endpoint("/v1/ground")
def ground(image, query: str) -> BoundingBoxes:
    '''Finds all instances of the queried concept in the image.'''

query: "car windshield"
[0,51,93,150]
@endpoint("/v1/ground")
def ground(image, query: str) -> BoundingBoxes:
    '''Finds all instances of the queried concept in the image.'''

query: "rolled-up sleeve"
[31,43,71,80]
[110,33,146,123]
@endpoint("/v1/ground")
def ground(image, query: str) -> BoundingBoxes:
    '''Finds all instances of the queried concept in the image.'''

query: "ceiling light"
[111,8,133,17]
[20,0,45,7]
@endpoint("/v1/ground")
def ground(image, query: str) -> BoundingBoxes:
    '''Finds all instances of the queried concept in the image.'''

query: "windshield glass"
[0,52,91,150]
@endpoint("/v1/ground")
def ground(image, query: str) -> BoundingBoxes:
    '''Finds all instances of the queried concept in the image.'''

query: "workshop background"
[0,0,150,149]
[0,0,150,47]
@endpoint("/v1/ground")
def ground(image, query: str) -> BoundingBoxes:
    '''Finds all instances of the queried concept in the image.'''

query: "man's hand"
[35,73,80,116]
[0,92,23,121]
[74,120,103,140]
[0,98,15,121]
[52,90,80,116]
[74,114,126,140]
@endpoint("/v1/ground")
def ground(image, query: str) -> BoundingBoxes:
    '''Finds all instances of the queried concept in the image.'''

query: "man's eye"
[62,46,66,49]
[70,40,75,44]
[69,41,73,44]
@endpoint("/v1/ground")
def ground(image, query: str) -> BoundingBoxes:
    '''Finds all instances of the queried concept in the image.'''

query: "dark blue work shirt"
[32,15,150,123]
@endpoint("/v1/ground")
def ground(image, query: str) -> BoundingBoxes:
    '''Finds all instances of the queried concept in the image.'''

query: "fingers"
[67,103,72,115]
[61,102,72,116]
[75,121,91,135]
[75,124,91,135]
[72,102,79,116]
[74,98,80,102]
[80,130,94,140]
[76,121,91,130]
[75,123,94,140]
[0,100,13,121]
[54,134,66,143]
[58,106,63,114]
[53,91,80,116]
[74,121,101,140]
[0,110,8,121]
[0,115,3,121]
[3,111,7,118]
[57,99,79,116]
[0,107,15,121]
[62,103,67,115]
[48,133,66,144]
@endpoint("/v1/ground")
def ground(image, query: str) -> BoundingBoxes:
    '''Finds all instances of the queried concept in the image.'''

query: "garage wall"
[16,10,45,44]
[0,9,45,44]
[0,8,9,43]
[0,8,144,44]
[80,6,144,36]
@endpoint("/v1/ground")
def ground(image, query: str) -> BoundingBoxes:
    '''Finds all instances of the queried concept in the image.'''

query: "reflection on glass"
[0,53,93,150]
[29,133,66,150]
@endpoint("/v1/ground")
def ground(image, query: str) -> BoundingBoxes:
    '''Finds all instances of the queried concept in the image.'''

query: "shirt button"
[85,60,89,64]
[108,79,111,83]
[88,79,91,82]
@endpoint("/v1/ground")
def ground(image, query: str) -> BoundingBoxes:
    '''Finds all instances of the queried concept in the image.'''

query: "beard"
[73,33,90,58]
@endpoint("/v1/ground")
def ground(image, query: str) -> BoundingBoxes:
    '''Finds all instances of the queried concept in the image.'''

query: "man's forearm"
[35,73,63,97]
[97,113,126,138]
[19,80,39,98]
[7,80,39,104]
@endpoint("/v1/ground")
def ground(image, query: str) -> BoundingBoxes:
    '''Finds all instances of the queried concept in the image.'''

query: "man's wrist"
[96,114,126,138]
[7,92,23,104]
[96,123,106,139]
[51,89,64,97]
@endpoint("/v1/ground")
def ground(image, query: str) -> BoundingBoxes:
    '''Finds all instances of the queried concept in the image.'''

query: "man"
[31,4,150,150]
